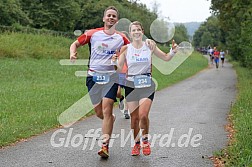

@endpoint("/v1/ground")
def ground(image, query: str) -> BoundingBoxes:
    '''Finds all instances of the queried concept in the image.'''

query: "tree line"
[0,0,189,44]
[193,0,252,68]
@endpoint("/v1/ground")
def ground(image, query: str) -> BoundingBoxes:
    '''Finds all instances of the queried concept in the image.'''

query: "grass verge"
[214,61,252,166]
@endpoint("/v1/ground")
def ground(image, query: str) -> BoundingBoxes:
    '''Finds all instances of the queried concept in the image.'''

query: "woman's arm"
[153,40,177,61]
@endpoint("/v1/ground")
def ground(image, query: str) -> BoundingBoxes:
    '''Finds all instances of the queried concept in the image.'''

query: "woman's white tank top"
[125,43,152,76]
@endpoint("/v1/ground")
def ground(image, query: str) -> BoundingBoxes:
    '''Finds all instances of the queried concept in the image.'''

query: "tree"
[0,0,31,26]
[173,24,189,44]
[150,0,161,17]
[211,0,252,68]
[200,31,213,47]
[193,16,222,49]
[20,0,81,31]
[0,0,157,39]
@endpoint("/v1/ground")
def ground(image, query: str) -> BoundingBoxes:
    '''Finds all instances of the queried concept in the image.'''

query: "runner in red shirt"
[213,47,220,69]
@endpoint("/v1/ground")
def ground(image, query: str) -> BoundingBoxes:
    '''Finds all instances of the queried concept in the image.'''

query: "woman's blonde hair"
[129,21,144,32]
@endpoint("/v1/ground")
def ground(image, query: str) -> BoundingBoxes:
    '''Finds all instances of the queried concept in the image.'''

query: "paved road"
[0,57,237,167]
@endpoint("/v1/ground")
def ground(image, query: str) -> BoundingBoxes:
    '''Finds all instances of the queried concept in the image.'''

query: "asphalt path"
[0,56,237,167]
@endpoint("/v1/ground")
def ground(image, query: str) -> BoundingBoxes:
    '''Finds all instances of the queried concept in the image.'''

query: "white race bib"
[92,72,110,84]
[133,75,151,88]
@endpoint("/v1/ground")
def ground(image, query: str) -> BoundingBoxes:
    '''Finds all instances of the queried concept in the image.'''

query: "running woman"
[213,47,220,69]
[112,21,177,156]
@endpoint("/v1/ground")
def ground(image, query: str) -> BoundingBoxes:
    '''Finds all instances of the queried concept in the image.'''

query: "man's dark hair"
[104,6,119,18]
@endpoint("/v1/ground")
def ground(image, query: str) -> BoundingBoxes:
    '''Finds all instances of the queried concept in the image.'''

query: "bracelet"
[169,48,176,57]
[111,58,118,66]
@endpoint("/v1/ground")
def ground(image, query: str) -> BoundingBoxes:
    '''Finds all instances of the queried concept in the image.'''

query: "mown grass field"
[217,61,252,167]
[0,32,208,147]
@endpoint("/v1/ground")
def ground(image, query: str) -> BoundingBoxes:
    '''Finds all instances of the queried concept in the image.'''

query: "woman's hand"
[145,39,156,51]
[169,39,178,57]
[172,39,178,53]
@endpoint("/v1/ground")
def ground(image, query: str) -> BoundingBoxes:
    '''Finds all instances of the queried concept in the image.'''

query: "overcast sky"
[138,0,212,23]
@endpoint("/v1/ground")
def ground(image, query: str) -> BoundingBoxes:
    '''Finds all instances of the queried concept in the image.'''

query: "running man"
[220,50,225,67]
[70,6,130,158]
[209,47,214,64]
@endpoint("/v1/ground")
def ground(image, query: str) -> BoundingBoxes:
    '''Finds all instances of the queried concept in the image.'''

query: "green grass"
[0,32,88,59]
[153,51,208,90]
[0,58,88,146]
[218,61,252,166]
[0,32,208,147]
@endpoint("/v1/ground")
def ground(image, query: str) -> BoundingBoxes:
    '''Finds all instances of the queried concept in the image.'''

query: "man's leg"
[93,102,103,120]
[98,81,118,158]
[101,97,115,144]
[86,76,104,120]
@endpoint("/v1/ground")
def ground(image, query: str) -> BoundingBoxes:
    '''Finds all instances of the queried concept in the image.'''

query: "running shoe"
[98,145,109,158]
[142,141,151,156]
[131,143,141,156]
[119,96,125,112]
[124,110,130,119]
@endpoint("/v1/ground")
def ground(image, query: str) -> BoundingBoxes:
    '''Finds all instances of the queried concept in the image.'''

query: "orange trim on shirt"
[77,27,104,45]
[116,31,130,45]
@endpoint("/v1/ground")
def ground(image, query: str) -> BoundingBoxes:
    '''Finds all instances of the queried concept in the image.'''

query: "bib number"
[93,73,110,84]
[134,75,151,88]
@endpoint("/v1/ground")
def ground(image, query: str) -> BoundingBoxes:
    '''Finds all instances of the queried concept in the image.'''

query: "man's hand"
[111,54,118,63]
[112,49,119,62]
[70,52,77,62]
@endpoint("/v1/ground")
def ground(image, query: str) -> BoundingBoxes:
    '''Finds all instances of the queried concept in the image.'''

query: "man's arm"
[70,40,81,61]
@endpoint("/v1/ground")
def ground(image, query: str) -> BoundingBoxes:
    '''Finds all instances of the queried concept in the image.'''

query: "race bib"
[92,73,110,84]
[134,75,151,88]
